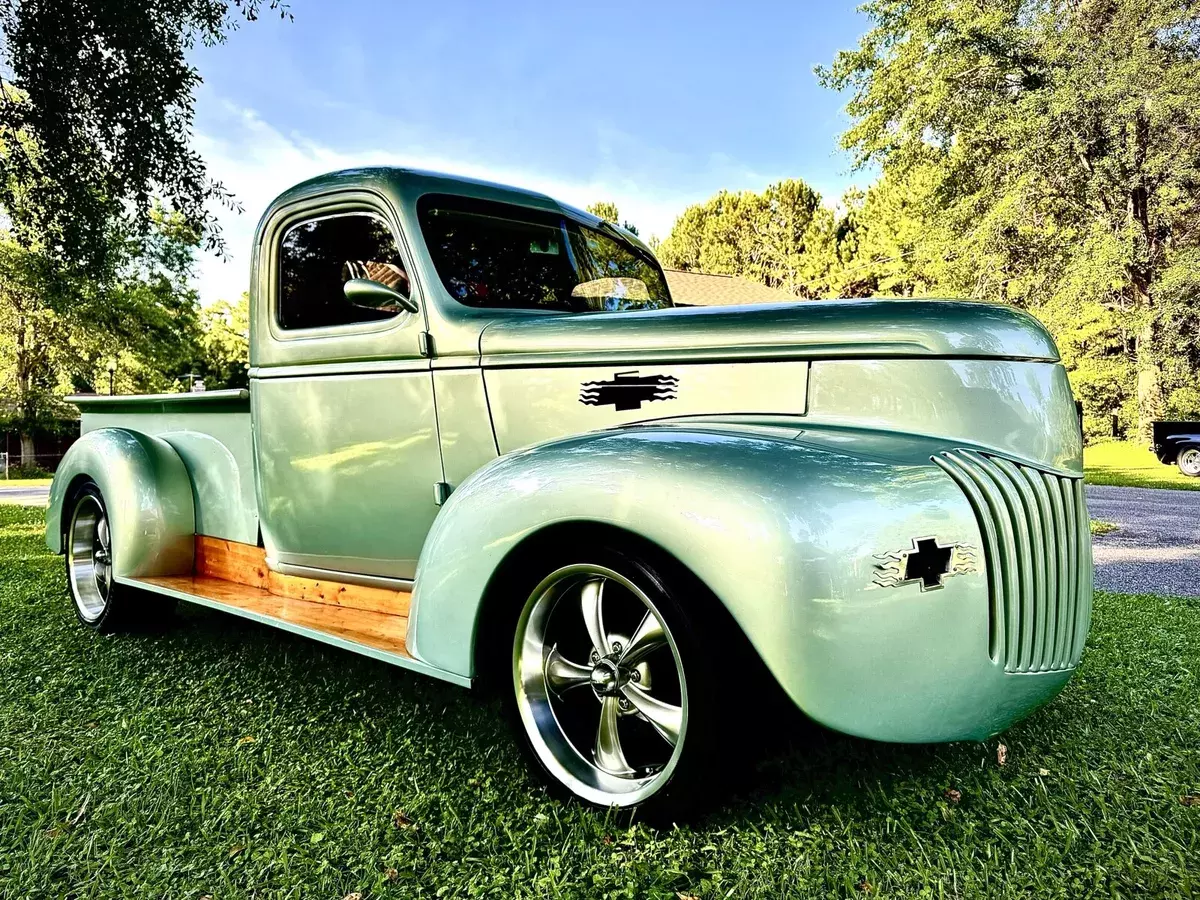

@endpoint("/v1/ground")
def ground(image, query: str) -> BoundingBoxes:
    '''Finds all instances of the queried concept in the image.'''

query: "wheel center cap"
[590,659,622,696]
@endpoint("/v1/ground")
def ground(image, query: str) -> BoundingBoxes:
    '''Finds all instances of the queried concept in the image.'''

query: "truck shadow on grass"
[164,599,1103,827]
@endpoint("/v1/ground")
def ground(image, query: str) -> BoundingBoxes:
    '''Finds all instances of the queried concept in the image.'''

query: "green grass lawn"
[1084,440,1200,491]
[1,505,1197,898]
[0,477,53,487]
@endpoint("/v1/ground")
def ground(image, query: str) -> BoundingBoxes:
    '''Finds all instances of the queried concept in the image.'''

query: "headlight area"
[762,459,1078,744]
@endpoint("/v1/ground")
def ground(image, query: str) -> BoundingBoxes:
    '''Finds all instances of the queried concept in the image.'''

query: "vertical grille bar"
[993,457,1050,670]
[936,452,1018,664]
[935,453,1006,663]
[1073,479,1094,661]
[1060,476,1080,664]
[1042,472,1072,669]
[970,452,1037,672]
[1021,468,1058,670]
[936,450,1091,673]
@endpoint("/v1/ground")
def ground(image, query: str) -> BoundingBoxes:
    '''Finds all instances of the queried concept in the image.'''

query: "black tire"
[64,482,176,633]
[1177,446,1200,477]
[500,539,748,823]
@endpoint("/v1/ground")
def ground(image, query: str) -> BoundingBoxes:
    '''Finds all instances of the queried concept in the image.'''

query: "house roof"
[663,269,797,307]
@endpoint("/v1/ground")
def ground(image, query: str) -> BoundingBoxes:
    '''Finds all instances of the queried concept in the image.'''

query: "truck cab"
[46,167,1092,815]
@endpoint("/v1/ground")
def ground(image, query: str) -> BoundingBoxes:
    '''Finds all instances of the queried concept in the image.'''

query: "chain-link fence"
[1,427,79,477]
[0,450,72,478]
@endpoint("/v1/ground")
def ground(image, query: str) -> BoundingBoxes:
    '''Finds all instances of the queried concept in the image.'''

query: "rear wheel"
[65,482,173,631]
[1178,446,1200,477]
[507,545,730,818]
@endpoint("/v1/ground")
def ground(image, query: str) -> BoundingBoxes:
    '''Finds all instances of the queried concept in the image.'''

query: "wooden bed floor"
[136,575,411,656]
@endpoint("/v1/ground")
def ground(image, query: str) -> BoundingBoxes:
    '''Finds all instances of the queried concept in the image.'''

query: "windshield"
[417,194,672,313]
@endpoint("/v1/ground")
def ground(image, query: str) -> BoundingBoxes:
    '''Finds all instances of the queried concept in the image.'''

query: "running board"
[123,537,470,687]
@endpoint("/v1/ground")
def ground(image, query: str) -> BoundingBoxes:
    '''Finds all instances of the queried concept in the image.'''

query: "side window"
[277,211,411,330]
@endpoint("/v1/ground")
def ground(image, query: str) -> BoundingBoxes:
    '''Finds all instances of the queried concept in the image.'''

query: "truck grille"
[935,450,1092,673]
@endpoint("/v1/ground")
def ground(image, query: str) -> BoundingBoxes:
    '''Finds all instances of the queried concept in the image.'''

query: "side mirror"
[344,278,419,315]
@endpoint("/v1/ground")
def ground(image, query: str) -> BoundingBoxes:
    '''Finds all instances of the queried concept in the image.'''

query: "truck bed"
[69,390,258,545]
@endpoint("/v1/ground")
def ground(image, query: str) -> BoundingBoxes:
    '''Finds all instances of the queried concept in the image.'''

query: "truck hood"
[478,299,1059,367]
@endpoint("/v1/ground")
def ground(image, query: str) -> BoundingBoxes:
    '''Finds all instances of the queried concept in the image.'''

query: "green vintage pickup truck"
[46,167,1092,814]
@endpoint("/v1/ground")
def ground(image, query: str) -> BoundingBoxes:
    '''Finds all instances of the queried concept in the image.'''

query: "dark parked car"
[1152,421,1200,476]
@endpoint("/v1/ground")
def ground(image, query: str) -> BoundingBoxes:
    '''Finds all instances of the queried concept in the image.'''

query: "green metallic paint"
[806,359,1083,473]
[66,389,251,414]
[410,424,1073,742]
[71,392,257,546]
[485,360,809,454]
[477,299,1059,367]
[251,186,430,370]
[45,428,195,578]
[45,167,1093,747]
[431,368,500,487]
[252,365,443,580]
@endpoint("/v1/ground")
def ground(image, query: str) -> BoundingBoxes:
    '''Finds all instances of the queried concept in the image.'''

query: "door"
[252,198,443,580]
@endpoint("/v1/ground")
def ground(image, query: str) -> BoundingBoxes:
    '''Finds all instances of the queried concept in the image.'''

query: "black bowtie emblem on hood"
[580,372,679,412]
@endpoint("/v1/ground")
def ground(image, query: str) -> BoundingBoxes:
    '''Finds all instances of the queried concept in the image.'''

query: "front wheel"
[508,547,733,818]
[1178,446,1200,477]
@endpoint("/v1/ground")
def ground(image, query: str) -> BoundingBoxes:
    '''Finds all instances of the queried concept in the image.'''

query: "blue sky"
[191,1,870,304]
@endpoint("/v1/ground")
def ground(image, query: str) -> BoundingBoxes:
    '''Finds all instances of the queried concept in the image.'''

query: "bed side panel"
[80,408,257,545]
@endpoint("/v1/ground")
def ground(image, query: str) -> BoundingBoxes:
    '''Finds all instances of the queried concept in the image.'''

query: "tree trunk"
[19,432,36,471]
[1135,318,1163,444]
[1127,107,1163,444]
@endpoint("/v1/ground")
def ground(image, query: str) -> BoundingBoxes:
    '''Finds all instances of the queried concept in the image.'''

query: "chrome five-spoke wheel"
[68,489,113,624]
[513,564,688,808]
[64,481,167,632]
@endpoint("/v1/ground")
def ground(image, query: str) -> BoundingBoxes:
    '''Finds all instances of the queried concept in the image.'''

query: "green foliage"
[0,0,289,271]
[192,294,250,390]
[818,0,1200,434]
[0,237,80,438]
[2,465,50,480]
[585,200,640,236]
[656,179,838,297]
[585,200,621,223]
[1,503,1198,896]
[0,201,244,463]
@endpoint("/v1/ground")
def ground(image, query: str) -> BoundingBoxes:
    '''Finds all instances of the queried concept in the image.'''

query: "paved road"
[1087,484,1200,597]
[0,485,49,506]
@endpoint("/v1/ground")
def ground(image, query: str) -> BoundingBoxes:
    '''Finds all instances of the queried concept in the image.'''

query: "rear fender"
[45,428,195,578]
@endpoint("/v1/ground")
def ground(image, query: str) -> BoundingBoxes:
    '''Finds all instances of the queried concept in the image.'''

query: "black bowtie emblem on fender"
[873,537,979,591]
[580,372,679,412]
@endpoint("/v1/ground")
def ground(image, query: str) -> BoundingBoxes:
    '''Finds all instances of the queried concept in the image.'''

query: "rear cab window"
[416,194,672,313]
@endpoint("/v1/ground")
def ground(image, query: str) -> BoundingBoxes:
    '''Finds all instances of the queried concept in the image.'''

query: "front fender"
[409,424,1064,742]
[46,428,195,578]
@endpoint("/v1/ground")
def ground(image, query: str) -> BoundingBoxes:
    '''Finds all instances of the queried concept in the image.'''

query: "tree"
[0,0,289,272]
[656,179,837,297]
[0,239,77,468]
[0,209,203,468]
[193,294,250,390]
[821,169,958,299]
[819,0,1200,435]
[585,201,640,236]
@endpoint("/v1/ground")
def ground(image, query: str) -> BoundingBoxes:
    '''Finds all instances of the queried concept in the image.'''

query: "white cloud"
[192,101,707,306]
